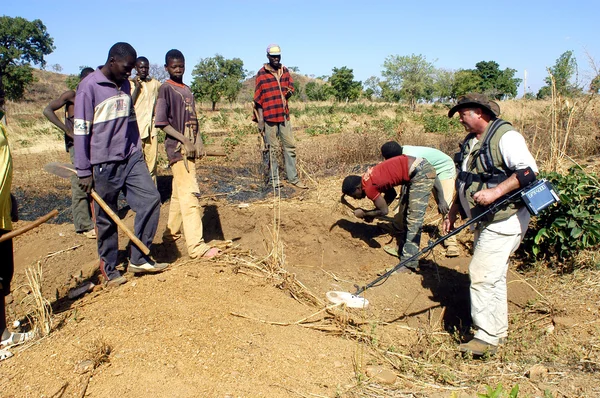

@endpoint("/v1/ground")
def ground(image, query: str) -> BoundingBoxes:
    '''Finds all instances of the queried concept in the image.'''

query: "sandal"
[1,331,34,349]
[202,247,221,259]
[446,245,460,257]
[383,245,399,257]
[0,348,13,361]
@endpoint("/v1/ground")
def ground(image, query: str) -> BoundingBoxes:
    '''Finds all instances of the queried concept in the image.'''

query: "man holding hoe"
[74,42,167,287]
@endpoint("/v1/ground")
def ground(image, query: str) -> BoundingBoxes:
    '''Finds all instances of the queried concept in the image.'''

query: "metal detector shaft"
[353,185,529,296]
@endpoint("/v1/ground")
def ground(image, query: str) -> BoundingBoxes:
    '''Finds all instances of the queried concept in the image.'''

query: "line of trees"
[2,15,598,111]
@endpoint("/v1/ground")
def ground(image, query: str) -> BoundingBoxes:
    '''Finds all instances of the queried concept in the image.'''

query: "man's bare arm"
[131,78,141,105]
[355,195,389,219]
[43,90,75,139]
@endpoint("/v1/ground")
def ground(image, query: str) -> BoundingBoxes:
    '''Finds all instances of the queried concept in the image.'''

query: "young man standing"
[131,57,161,184]
[254,44,307,189]
[43,67,96,238]
[74,42,167,287]
[155,49,219,259]
[444,94,538,356]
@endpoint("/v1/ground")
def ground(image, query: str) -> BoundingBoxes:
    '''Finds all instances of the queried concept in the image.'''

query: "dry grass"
[22,261,53,337]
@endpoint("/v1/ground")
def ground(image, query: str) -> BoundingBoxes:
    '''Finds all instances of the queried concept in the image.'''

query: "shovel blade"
[44,162,77,179]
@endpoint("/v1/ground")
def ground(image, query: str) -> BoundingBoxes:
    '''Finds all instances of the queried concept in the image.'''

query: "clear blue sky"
[4,0,600,96]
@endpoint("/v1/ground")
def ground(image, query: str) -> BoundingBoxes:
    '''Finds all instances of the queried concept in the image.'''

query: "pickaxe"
[44,162,150,255]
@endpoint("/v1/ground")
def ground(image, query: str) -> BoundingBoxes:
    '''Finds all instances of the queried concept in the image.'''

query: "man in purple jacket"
[74,42,167,287]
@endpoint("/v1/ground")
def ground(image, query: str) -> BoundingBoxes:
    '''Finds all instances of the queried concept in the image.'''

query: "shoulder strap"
[479,118,511,174]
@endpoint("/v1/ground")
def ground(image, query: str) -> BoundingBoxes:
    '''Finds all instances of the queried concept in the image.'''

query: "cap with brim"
[266,44,281,56]
[448,93,500,117]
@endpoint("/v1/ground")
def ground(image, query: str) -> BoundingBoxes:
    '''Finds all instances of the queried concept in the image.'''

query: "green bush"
[305,115,348,136]
[477,383,519,398]
[373,117,402,137]
[519,168,600,269]
[417,110,461,133]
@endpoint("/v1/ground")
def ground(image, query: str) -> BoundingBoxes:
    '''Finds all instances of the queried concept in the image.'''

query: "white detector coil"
[326,291,369,308]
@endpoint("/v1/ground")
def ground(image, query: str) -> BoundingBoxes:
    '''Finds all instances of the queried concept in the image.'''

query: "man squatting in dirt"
[443,93,538,357]
[381,141,459,258]
[74,42,168,287]
[154,49,220,259]
[0,108,34,361]
[130,56,161,185]
[254,44,308,190]
[43,67,97,239]
[342,155,437,272]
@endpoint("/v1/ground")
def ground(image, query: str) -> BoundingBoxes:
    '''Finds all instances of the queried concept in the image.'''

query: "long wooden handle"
[0,209,59,243]
[203,148,227,157]
[90,190,150,255]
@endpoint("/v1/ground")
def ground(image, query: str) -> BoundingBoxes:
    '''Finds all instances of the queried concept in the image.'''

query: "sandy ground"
[1,148,599,398]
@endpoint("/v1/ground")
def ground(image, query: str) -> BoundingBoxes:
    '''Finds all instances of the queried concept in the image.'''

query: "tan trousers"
[142,134,158,185]
[165,160,210,258]
[440,178,458,248]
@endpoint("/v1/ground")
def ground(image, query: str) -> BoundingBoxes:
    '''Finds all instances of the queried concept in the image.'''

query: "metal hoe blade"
[44,162,77,179]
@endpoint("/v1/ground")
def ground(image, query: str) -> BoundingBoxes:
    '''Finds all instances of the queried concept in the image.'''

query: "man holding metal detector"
[444,93,538,357]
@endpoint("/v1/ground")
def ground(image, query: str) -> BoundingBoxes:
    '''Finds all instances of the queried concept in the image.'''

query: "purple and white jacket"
[74,69,141,178]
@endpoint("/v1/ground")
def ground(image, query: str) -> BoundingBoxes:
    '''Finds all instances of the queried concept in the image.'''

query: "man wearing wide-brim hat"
[443,93,538,357]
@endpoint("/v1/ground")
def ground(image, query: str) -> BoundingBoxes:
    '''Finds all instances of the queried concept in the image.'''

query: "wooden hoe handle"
[90,190,151,256]
[0,209,59,243]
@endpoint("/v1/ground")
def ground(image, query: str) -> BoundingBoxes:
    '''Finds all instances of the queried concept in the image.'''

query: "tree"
[363,76,382,100]
[474,61,521,99]
[382,54,435,110]
[329,66,361,102]
[65,65,93,90]
[0,16,55,110]
[149,63,169,83]
[590,75,600,94]
[51,63,62,72]
[537,51,579,98]
[190,54,246,110]
[305,81,331,101]
[433,69,455,102]
[451,69,482,98]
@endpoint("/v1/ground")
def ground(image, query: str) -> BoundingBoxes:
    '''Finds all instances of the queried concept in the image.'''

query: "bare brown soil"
[0,145,598,398]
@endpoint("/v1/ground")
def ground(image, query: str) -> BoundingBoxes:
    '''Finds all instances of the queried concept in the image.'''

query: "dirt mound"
[2,150,599,397]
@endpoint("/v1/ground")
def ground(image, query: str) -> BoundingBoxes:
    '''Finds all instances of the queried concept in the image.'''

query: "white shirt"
[458,129,539,235]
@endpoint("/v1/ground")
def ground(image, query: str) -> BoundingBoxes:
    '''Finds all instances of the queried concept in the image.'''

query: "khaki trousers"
[440,178,457,248]
[142,133,158,185]
[165,160,210,258]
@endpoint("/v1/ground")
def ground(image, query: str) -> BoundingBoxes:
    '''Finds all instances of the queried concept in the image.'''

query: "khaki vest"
[458,119,521,222]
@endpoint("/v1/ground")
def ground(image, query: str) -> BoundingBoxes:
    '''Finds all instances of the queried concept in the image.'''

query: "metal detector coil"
[521,179,560,216]
[326,291,369,308]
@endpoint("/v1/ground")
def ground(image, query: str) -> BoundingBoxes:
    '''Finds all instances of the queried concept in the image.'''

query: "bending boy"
[342,155,436,271]
[381,141,459,257]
